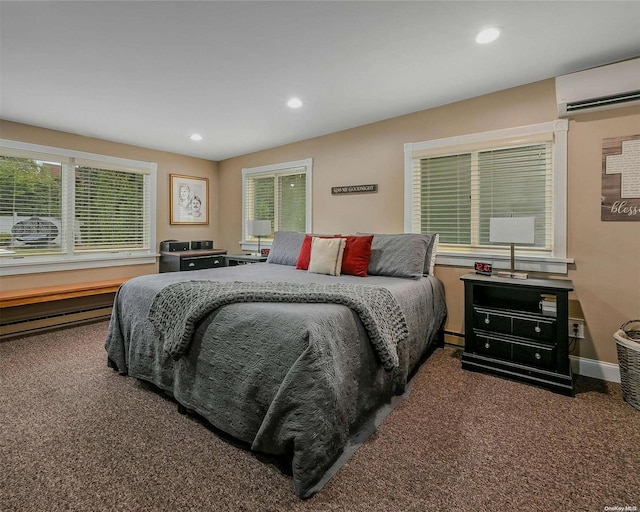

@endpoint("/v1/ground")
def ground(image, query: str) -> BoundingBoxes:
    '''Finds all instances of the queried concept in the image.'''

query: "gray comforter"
[105,263,446,498]
[149,280,409,369]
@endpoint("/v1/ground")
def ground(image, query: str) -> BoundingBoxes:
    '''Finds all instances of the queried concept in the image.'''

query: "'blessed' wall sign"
[331,184,378,195]
[602,134,640,221]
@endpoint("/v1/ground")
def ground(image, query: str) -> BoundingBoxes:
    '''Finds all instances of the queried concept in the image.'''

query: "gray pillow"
[425,233,439,275]
[357,233,432,279]
[266,231,306,266]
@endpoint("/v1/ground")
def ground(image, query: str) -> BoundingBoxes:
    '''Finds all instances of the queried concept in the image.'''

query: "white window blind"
[0,139,156,273]
[412,141,553,251]
[0,154,64,255]
[476,144,552,250]
[74,165,151,252]
[414,153,472,246]
[242,159,312,247]
[404,120,569,272]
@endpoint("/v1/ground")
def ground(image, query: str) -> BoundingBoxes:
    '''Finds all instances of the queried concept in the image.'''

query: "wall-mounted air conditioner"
[556,58,640,117]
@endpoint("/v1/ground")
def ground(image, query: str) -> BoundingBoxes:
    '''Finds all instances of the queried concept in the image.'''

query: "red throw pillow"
[296,234,341,270]
[341,235,374,277]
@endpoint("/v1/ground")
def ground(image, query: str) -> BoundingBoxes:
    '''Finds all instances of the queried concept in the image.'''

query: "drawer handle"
[535,325,541,333]
[484,342,490,349]
[213,259,219,264]
[188,262,195,267]
[535,352,541,360]
[484,316,490,325]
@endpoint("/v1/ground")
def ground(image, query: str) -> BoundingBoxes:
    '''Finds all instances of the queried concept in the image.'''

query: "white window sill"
[436,251,574,274]
[0,253,159,276]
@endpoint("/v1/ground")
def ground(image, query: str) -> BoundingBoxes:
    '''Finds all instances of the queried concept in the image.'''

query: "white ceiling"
[1,1,639,161]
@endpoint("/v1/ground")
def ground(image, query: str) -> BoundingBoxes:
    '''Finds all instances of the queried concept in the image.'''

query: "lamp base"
[497,243,528,279]
[496,271,529,280]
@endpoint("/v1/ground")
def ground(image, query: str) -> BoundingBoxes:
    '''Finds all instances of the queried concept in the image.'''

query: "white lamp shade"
[248,220,271,237]
[489,217,535,244]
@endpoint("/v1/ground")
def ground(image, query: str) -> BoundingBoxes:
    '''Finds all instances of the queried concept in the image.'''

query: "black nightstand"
[159,249,227,273]
[225,254,268,266]
[460,273,574,396]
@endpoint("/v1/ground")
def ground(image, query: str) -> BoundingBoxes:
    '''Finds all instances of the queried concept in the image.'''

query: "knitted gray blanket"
[148,280,408,370]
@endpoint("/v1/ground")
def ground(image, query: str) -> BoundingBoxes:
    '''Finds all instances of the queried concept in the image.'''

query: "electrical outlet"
[569,319,585,339]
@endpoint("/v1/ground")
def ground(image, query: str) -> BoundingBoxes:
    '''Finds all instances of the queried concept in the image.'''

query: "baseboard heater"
[0,295,116,341]
[444,330,465,347]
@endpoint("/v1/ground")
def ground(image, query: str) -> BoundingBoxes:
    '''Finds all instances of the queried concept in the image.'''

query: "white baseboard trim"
[570,355,621,383]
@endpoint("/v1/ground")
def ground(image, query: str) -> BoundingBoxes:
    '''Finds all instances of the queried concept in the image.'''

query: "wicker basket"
[614,320,640,411]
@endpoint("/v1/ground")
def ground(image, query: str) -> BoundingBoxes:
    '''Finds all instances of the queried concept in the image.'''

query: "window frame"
[241,158,312,252]
[404,120,572,273]
[0,139,157,276]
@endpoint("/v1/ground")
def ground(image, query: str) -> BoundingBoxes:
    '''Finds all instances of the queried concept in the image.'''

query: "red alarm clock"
[474,262,493,275]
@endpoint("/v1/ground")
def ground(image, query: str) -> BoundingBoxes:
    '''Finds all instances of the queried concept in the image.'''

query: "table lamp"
[248,220,271,256]
[489,216,535,279]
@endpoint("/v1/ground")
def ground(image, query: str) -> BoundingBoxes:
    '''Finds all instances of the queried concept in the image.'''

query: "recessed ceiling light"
[190,133,203,141]
[475,27,501,44]
[287,98,303,109]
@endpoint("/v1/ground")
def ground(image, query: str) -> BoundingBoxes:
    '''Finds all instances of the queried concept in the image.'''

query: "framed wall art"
[170,174,209,225]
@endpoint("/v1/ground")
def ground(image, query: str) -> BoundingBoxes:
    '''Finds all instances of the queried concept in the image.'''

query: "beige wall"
[566,109,640,363]
[0,120,219,292]
[218,79,640,365]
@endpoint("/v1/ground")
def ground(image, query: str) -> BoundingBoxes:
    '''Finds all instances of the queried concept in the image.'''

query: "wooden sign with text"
[331,184,378,195]
[602,134,640,221]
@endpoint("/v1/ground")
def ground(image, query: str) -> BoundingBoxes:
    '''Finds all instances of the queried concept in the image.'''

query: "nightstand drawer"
[513,317,556,342]
[511,341,556,370]
[475,334,512,360]
[473,308,512,335]
[159,248,227,273]
[180,255,224,271]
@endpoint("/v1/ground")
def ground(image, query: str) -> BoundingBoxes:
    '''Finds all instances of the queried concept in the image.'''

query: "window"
[241,159,312,250]
[404,120,570,273]
[0,139,157,275]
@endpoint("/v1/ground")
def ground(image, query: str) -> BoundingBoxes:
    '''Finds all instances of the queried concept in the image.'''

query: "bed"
[105,232,446,498]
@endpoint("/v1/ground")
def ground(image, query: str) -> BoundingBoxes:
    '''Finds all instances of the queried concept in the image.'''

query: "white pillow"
[308,237,346,276]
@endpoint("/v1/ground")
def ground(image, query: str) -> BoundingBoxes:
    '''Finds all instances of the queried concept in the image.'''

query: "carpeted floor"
[0,321,638,512]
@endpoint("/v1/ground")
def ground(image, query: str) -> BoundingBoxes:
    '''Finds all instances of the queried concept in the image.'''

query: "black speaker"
[190,240,213,250]
[160,240,190,252]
